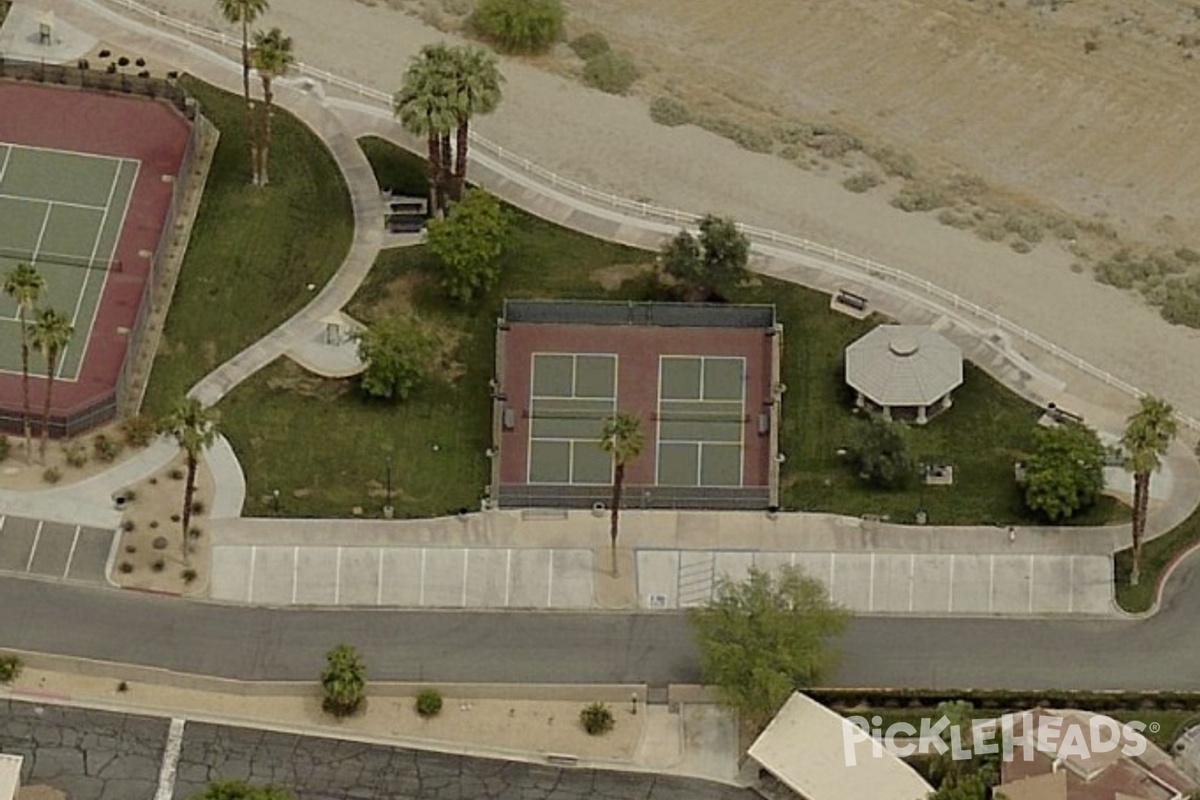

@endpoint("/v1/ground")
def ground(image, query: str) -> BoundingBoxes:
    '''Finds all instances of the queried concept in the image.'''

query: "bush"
[182,568,198,584]
[869,146,917,179]
[580,701,614,735]
[582,51,639,95]
[191,499,206,515]
[42,467,62,484]
[1161,277,1200,328]
[152,559,165,572]
[62,439,88,468]
[777,122,813,145]
[842,171,882,194]
[416,688,444,717]
[118,561,134,574]
[471,0,564,53]
[121,414,157,447]
[649,96,693,127]
[0,434,8,462]
[889,184,947,212]
[321,643,367,717]
[1003,210,1045,244]
[92,433,123,463]
[569,31,609,60]
[169,467,185,480]
[0,655,22,683]
[851,414,913,489]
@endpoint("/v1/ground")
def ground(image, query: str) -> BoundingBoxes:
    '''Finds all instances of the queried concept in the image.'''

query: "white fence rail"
[99,0,1200,433]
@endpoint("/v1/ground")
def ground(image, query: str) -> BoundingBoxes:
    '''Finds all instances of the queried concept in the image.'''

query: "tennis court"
[0,142,137,381]
[526,352,618,484]
[656,356,745,487]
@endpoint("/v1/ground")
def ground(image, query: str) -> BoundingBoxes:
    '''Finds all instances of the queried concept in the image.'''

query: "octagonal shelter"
[845,325,962,424]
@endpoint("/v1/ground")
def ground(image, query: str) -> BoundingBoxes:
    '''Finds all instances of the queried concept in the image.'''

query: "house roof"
[997,769,1068,800]
[845,325,963,407]
[747,693,934,800]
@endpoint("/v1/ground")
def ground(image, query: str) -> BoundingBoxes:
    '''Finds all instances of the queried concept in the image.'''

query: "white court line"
[3,141,127,166]
[62,525,82,579]
[867,552,875,612]
[547,550,555,607]
[334,547,343,604]
[30,203,52,264]
[948,554,956,612]
[505,549,512,607]
[0,147,11,185]
[461,548,469,607]
[376,548,384,606]
[419,548,426,606]
[247,546,257,603]
[25,521,43,573]
[908,554,915,612]
[1068,556,1075,614]
[988,554,995,613]
[291,546,299,604]
[1027,554,1034,613]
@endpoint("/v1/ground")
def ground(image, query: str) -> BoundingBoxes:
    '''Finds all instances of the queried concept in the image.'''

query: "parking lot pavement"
[637,550,1115,616]
[210,545,595,609]
[0,514,115,587]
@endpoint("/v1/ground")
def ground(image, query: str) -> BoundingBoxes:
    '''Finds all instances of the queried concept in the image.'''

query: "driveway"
[0,514,115,587]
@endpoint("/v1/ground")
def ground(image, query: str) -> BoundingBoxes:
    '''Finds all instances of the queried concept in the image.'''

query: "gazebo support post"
[882,405,892,421]
[917,405,927,425]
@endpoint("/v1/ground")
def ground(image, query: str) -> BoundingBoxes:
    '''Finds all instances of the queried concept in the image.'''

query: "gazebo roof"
[845,325,962,407]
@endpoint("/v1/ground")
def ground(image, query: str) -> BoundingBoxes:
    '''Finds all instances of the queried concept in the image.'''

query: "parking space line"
[247,546,257,603]
[1027,554,1034,613]
[908,554,915,613]
[376,548,384,606]
[419,548,426,606]
[1068,556,1075,613]
[291,546,299,604]
[867,553,875,612]
[547,550,555,606]
[789,552,796,567]
[988,554,995,614]
[0,515,6,532]
[334,548,343,604]
[461,549,469,607]
[25,521,43,572]
[948,554,956,612]
[62,526,81,579]
[505,549,512,607]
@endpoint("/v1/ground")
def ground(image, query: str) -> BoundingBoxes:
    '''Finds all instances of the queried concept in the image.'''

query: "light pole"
[272,488,280,515]
[383,462,394,519]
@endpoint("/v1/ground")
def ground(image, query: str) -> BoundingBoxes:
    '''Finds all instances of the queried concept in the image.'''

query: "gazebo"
[844,325,963,424]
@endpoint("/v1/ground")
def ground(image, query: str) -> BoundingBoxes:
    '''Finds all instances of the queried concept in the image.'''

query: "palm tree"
[600,412,644,577]
[160,397,219,566]
[1121,395,1178,586]
[29,308,74,463]
[394,44,457,216]
[250,27,294,186]
[3,264,45,464]
[215,0,270,108]
[447,45,504,201]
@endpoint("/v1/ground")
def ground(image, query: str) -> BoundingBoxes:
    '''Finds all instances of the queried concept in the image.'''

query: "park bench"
[836,289,869,311]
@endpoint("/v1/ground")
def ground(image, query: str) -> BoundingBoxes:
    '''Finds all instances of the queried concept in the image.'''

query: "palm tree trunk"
[241,19,251,105]
[182,452,197,566]
[39,351,56,463]
[1130,471,1149,586]
[259,77,273,186]
[243,21,257,185]
[610,463,624,577]
[426,131,442,217]
[19,327,31,465]
[439,131,453,215]
[453,119,470,201]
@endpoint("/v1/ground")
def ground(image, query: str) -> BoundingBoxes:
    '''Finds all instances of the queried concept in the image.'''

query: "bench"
[836,289,869,311]
[385,213,426,234]
[1046,403,1084,425]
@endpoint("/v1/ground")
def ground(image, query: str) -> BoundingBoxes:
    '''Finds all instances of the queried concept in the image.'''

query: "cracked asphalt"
[0,701,753,799]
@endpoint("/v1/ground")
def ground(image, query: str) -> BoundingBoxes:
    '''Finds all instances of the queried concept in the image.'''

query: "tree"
[850,414,913,489]
[3,263,45,464]
[471,0,565,54]
[250,27,294,186]
[425,188,510,303]
[321,643,366,717]
[189,780,293,800]
[659,214,750,300]
[446,45,504,200]
[599,412,643,577]
[1022,421,1105,521]
[394,44,458,216]
[355,314,438,400]
[689,565,848,731]
[29,308,74,463]
[159,398,219,565]
[215,0,270,179]
[1121,395,1177,586]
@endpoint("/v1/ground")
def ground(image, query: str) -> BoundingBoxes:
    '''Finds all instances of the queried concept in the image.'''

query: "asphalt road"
[3,570,1197,690]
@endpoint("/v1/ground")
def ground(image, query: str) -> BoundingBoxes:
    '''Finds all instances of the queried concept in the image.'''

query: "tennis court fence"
[497,483,771,511]
[503,300,777,329]
[0,56,196,118]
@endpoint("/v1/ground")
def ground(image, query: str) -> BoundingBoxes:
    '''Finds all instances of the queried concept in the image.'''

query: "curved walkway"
[7,0,1198,616]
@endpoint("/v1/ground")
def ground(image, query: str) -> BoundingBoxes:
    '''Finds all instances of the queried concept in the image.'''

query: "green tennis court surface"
[657,356,745,487]
[527,353,617,484]
[0,142,138,380]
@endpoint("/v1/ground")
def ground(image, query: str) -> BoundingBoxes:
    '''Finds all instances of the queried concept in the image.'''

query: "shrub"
[189,527,203,540]
[1011,239,1033,254]
[580,702,614,735]
[152,536,169,550]
[122,488,137,503]
[936,208,976,230]
[1003,210,1045,243]
[117,56,130,67]
[121,520,136,532]
[699,116,773,153]
[321,643,367,717]
[842,171,882,193]
[182,568,198,584]
[135,57,146,67]
[851,414,913,489]
[569,31,609,60]
[1161,277,1200,328]
[168,467,185,480]
[890,184,947,212]
[471,0,564,54]
[869,146,917,179]
[118,561,134,574]
[649,96,693,127]
[43,467,62,484]
[191,499,206,515]
[815,132,861,159]
[0,435,8,462]
[416,688,444,717]
[975,215,1009,242]
[777,122,813,145]
[152,559,165,572]
[120,414,157,447]
[92,433,123,463]
[0,655,22,683]
[582,51,639,95]
[62,439,88,468]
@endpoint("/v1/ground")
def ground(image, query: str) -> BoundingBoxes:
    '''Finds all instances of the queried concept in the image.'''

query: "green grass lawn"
[141,78,353,415]
[1115,505,1200,612]
[216,136,1127,522]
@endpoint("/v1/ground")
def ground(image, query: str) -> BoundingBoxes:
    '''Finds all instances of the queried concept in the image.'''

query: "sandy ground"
[0,420,149,491]
[119,0,1200,427]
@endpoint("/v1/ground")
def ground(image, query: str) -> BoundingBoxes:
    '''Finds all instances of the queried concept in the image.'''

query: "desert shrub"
[569,31,609,60]
[471,0,564,53]
[697,116,772,153]
[1176,247,1200,264]
[1003,210,1045,243]
[62,439,88,468]
[42,467,62,484]
[580,701,614,735]
[1093,250,1139,289]
[169,467,185,480]
[842,171,882,193]
[869,146,917,179]
[1078,218,1118,239]
[649,96,692,127]
[153,536,169,550]
[191,499,206,515]
[974,216,1009,242]
[1011,239,1033,254]
[416,688,444,717]
[944,171,988,197]
[122,488,137,502]
[582,51,639,95]
[0,655,23,683]
[117,56,130,67]
[779,145,804,161]
[189,527,203,540]
[1161,276,1200,328]
[152,559,165,572]
[777,122,813,145]
[121,414,157,447]
[92,433,123,463]
[889,184,947,212]
[121,519,136,532]
[937,208,975,229]
[0,435,8,462]
[816,132,861,159]
[182,568,198,584]
[118,561,134,574]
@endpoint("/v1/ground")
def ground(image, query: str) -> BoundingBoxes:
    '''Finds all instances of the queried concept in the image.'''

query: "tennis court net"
[0,247,122,272]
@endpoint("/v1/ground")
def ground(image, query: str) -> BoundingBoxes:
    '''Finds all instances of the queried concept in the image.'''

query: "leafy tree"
[394,44,457,216]
[1121,395,1177,585]
[851,414,913,489]
[321,643,366,717]
[425,188,510,303]
[250,27,294,186]
[1022,421,1105,521]
[159,397,219,565]
[215,0,270,179]
[659,214,749,300]
[471,0,565,54]
[689,566,847,731]
[3,263,45,464]
[446,45,504,200]
[355,314,438,401]
[29,308,74,463]
[599,412,643,577]
[190,780,293,800]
